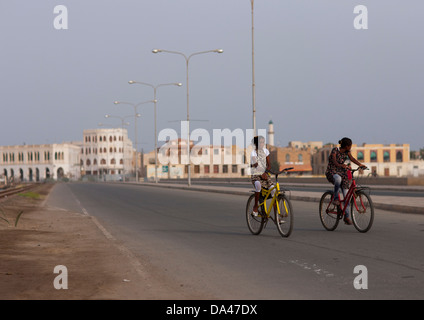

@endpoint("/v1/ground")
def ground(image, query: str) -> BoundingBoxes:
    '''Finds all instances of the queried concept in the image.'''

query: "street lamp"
[128,81,182,183]
[251,0,257,136]
[114,100,155,183]
[152,48,223,186]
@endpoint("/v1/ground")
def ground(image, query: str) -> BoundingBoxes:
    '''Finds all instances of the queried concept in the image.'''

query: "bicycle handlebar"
[350,166,368,173]
[266,167,294,176]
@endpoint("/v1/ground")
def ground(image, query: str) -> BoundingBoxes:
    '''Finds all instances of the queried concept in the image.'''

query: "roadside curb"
[134,182,424,215]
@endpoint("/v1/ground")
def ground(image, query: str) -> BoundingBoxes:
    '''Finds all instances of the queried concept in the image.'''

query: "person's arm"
[261,155,271,179]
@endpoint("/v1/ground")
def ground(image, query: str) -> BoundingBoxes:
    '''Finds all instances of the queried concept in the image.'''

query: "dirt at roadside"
[0,183,198,300]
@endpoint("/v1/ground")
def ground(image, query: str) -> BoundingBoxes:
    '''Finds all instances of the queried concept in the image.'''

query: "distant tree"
[271,160,280,172]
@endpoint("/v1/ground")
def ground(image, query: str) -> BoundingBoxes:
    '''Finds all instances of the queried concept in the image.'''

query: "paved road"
[47,182,424,299]
[158,180,424,198]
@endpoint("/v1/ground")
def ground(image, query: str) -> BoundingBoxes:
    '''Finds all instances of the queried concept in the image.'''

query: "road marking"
[280,259,335,278]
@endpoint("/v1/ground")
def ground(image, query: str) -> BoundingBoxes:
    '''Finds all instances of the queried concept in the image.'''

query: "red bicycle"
[319,168,374,233]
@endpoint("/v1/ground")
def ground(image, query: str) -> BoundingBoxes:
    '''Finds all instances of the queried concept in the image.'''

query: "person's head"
[339,137,352,150]
[253,136,265,150]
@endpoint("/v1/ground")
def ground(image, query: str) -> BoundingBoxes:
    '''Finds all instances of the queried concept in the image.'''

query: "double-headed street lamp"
[114,100,156,183]
[128,81,182,184]
[152,48,223,186]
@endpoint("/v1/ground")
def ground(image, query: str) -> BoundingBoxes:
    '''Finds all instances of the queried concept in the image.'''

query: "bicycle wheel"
[351,190,374,233]
[319,191,340,231]
[246,194,265,235]
[274,194,293,238]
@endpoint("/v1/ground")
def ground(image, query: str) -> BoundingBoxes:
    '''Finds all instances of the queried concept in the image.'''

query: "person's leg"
[342,187,352,224]
[342,188,350,218]
[332,174,342,204]
[253,180,261,214]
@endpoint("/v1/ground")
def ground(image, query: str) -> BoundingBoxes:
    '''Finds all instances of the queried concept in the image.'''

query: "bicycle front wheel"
[275,195,293,238]
[319,191,340,231]
[351,190,374,233]
[246,194,265,235]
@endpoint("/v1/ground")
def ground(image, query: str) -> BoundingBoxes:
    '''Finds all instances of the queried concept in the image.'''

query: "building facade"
[80,128,135,180]
[312,143,414,177]
[0,143,81,183]
[144,139,249,180]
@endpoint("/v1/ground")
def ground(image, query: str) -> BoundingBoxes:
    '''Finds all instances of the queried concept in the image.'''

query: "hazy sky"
[1,1,423,151]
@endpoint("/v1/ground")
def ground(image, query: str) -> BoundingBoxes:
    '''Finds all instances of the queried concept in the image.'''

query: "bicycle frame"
[328,169,368,217]
[257,168,293,217]
[259,183,283,217]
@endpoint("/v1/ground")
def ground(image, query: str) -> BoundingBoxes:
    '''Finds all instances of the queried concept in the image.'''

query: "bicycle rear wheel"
[275,194,293,238]
[319,191,340,231]
[351,190,374,233]
[246,194,265,235]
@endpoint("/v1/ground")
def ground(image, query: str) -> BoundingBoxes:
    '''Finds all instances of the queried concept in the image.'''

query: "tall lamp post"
[128,81,182,183]
[251,0,257,136]
[152,48,223,186]
[113,100,156,183]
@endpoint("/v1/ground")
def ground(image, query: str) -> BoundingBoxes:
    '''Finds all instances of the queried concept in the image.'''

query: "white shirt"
[251,148,270,175]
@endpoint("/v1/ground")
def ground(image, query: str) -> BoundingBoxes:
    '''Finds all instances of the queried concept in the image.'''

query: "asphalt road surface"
[47,182,424,300]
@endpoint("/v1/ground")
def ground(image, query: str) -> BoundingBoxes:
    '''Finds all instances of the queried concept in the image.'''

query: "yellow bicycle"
[246,168,294,238]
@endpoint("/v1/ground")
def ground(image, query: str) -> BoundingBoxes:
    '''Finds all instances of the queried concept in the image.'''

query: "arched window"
[298,154,303,162]
[100,159,106,165]
[86,159,91,166]
[370,151,377,162]
[111,158,116,165]
[285,154,290,163]
[396,151,403,162]
[383,151,390,162]
[357,151,364,161]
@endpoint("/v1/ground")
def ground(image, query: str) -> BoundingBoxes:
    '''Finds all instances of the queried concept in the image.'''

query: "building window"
[370,151,377,162]
[298,154,303,163]
[357,151,364,161]
[204,165,210,174]
[223,165,228,173]
[194,165,200,174]
[285,154,290,163]
[232,165,238,173]
[214,165,219,173]
[396,151,403,162]
[383,151,390,162]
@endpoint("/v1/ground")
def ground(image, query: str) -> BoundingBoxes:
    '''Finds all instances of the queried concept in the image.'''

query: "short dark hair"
[339,137,352,148]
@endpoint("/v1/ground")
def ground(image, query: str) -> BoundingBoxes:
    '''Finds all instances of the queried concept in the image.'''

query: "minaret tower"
[268,120,274,146]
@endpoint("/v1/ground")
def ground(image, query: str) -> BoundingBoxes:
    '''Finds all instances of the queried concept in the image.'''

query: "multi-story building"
[312,143,413,177]
[80,128,135,180]
[143,139,249,179]
[268,145,314,175]
[0,143,81,183]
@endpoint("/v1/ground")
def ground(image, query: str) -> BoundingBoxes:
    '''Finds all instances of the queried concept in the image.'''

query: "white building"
[80,128,135,180]
[0,143,81,182]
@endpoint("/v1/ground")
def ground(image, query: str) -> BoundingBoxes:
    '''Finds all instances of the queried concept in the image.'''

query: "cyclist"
[325,137,366,225]
[250,136,274,216]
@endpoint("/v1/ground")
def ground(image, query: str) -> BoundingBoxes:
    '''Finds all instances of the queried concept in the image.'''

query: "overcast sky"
[1,0,423,151]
